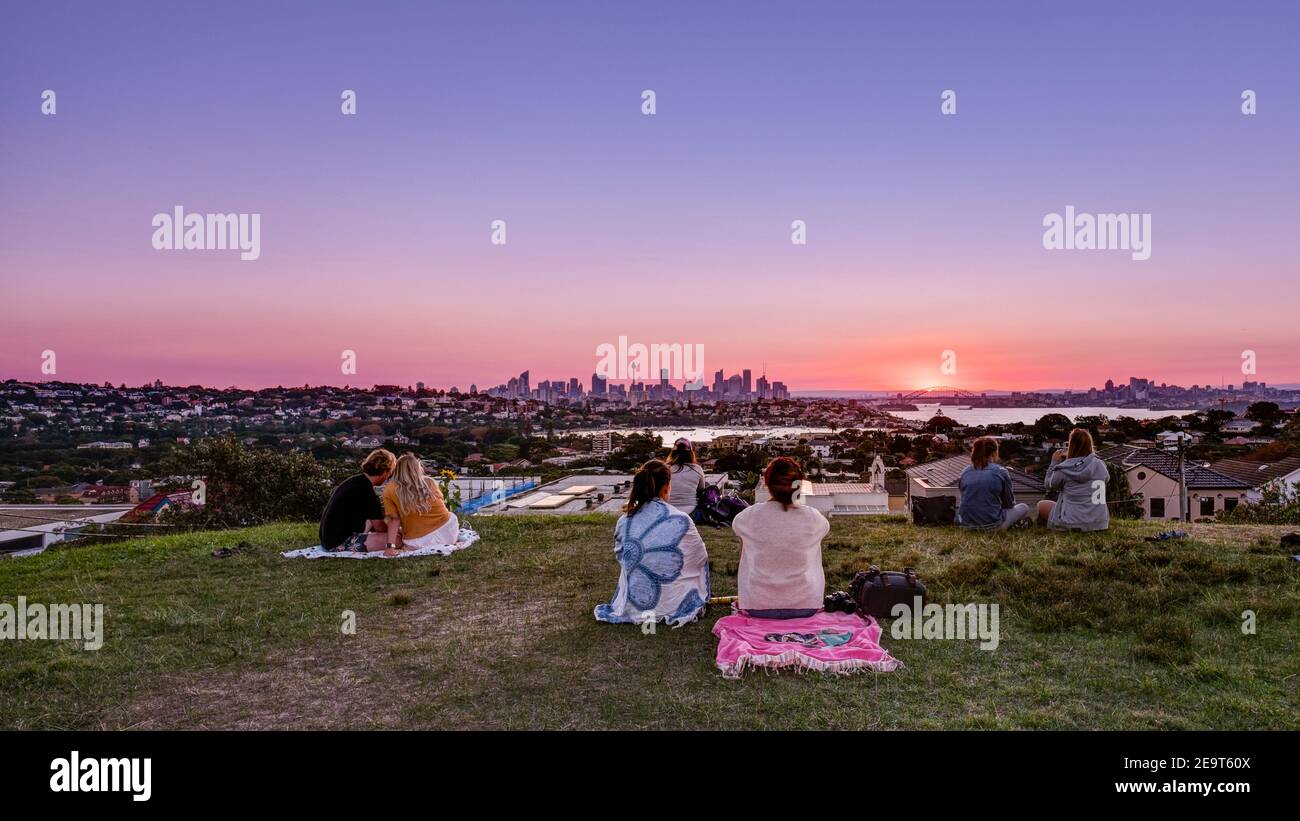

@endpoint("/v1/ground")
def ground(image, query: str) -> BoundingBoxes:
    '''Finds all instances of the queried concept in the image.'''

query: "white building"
[0,505,135,557]
[756,458,892,516]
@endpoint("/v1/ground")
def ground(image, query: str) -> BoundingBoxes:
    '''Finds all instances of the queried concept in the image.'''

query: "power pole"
[1177,435,1188,522]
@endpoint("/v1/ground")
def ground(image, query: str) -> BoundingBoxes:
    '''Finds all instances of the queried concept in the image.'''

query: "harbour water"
[887,404,1194,426]
[587,406,1194,443]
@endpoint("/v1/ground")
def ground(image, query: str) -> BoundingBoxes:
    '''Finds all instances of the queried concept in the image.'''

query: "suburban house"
[1155,430,1200,449]
[121,490,198,522]
[1208,456,1300,503]
[806,438,835,458]
[1101,448,1251,519]
[1221,419,1259,435]
[708,434,748,453]
[904,454,1047,515]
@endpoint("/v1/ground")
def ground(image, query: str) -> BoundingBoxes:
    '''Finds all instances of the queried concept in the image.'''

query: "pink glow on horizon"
[3,237,1299,392]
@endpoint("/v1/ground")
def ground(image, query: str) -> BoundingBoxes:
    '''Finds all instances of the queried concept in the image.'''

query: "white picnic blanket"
[282,528,480,559]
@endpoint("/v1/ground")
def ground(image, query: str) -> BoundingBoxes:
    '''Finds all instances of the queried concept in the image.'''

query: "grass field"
[2,515,1298,730]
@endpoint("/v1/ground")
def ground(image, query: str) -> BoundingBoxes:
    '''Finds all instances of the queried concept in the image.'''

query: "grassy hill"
[2,515,1298,730]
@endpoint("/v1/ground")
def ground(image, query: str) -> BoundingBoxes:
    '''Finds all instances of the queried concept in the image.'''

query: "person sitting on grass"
[381,453,460,556]
[1037,428,1110,531]
[732,457,829,619]
[595,459,710,628]
[665,437,706,519]
[319,448,396,552]
[956,436,1033,531]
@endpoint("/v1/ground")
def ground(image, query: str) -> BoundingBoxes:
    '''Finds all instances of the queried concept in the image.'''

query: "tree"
[1071,415,1107,443]
[1189,409,1234,442]
[715,447,769,477]
[485,443,519,463]
[792,444,820,478]
[2,488,39,504]
[1244,441,1293,462]
[161,435,334,529]
[995,437,1025,462]
[1245,401,1284,435]
[1106,461,1142,519]
[609,432,663,472]
[924,415,958,434]
[1033,413,1073,441]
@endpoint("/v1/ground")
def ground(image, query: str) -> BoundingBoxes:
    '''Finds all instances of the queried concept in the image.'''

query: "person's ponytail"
[666,439,697,470]
[624,459,672,517]
[763,457,805,510]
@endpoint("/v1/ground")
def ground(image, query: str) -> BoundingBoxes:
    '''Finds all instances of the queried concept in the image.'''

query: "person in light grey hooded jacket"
[1037,428,1110,532]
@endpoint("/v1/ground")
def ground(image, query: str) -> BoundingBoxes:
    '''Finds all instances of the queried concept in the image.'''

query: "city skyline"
[7,369,1297,398]
[4,3,1298,391]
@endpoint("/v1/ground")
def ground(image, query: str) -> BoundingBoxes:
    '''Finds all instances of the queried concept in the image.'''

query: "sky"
[1,1,1297,392]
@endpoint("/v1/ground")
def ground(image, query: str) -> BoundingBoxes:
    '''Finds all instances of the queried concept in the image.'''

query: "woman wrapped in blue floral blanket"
[595,459,711,629]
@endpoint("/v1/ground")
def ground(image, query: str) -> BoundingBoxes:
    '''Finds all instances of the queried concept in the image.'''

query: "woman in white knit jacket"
[732,457,829,619]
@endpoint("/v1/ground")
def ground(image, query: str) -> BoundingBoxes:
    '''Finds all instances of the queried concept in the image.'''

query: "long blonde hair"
[1066,428,1095,459]
[391,453,433,516]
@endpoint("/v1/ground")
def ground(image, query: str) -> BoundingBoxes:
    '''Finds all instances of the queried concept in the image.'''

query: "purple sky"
[2,1,1297,391]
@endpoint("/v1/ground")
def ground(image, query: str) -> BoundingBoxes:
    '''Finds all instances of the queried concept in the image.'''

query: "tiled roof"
[1208,457,1300,487]
[1122,449,1251,489]
[905,454,1044,497]
[905,454,968,486]
[1096,443,1143,464]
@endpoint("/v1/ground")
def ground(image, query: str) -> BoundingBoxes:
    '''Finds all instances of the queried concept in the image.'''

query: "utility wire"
[0,511,179,528]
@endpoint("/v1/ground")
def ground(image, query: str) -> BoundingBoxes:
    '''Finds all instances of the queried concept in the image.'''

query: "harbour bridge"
[895,386,983,401]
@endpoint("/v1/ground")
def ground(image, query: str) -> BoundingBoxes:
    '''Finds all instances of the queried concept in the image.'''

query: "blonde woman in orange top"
[381,454,459,555]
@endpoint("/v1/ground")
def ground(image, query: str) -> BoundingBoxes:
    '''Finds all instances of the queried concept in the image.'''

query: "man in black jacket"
[320,449,396,552]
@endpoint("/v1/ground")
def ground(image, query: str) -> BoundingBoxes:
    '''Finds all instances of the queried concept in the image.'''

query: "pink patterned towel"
[712,610,902,679]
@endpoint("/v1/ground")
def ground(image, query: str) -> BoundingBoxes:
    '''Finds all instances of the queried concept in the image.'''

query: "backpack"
[716,495,749,520]
[697,484,722,508]
[849,566,927,619]
[911,495,956,526]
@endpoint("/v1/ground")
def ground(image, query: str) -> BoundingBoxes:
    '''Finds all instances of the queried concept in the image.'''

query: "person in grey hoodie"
[1038,428,1110,532]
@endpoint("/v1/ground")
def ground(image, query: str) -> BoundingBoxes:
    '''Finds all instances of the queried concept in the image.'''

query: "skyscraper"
[742,369,752,398]
[591,372,606,396]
